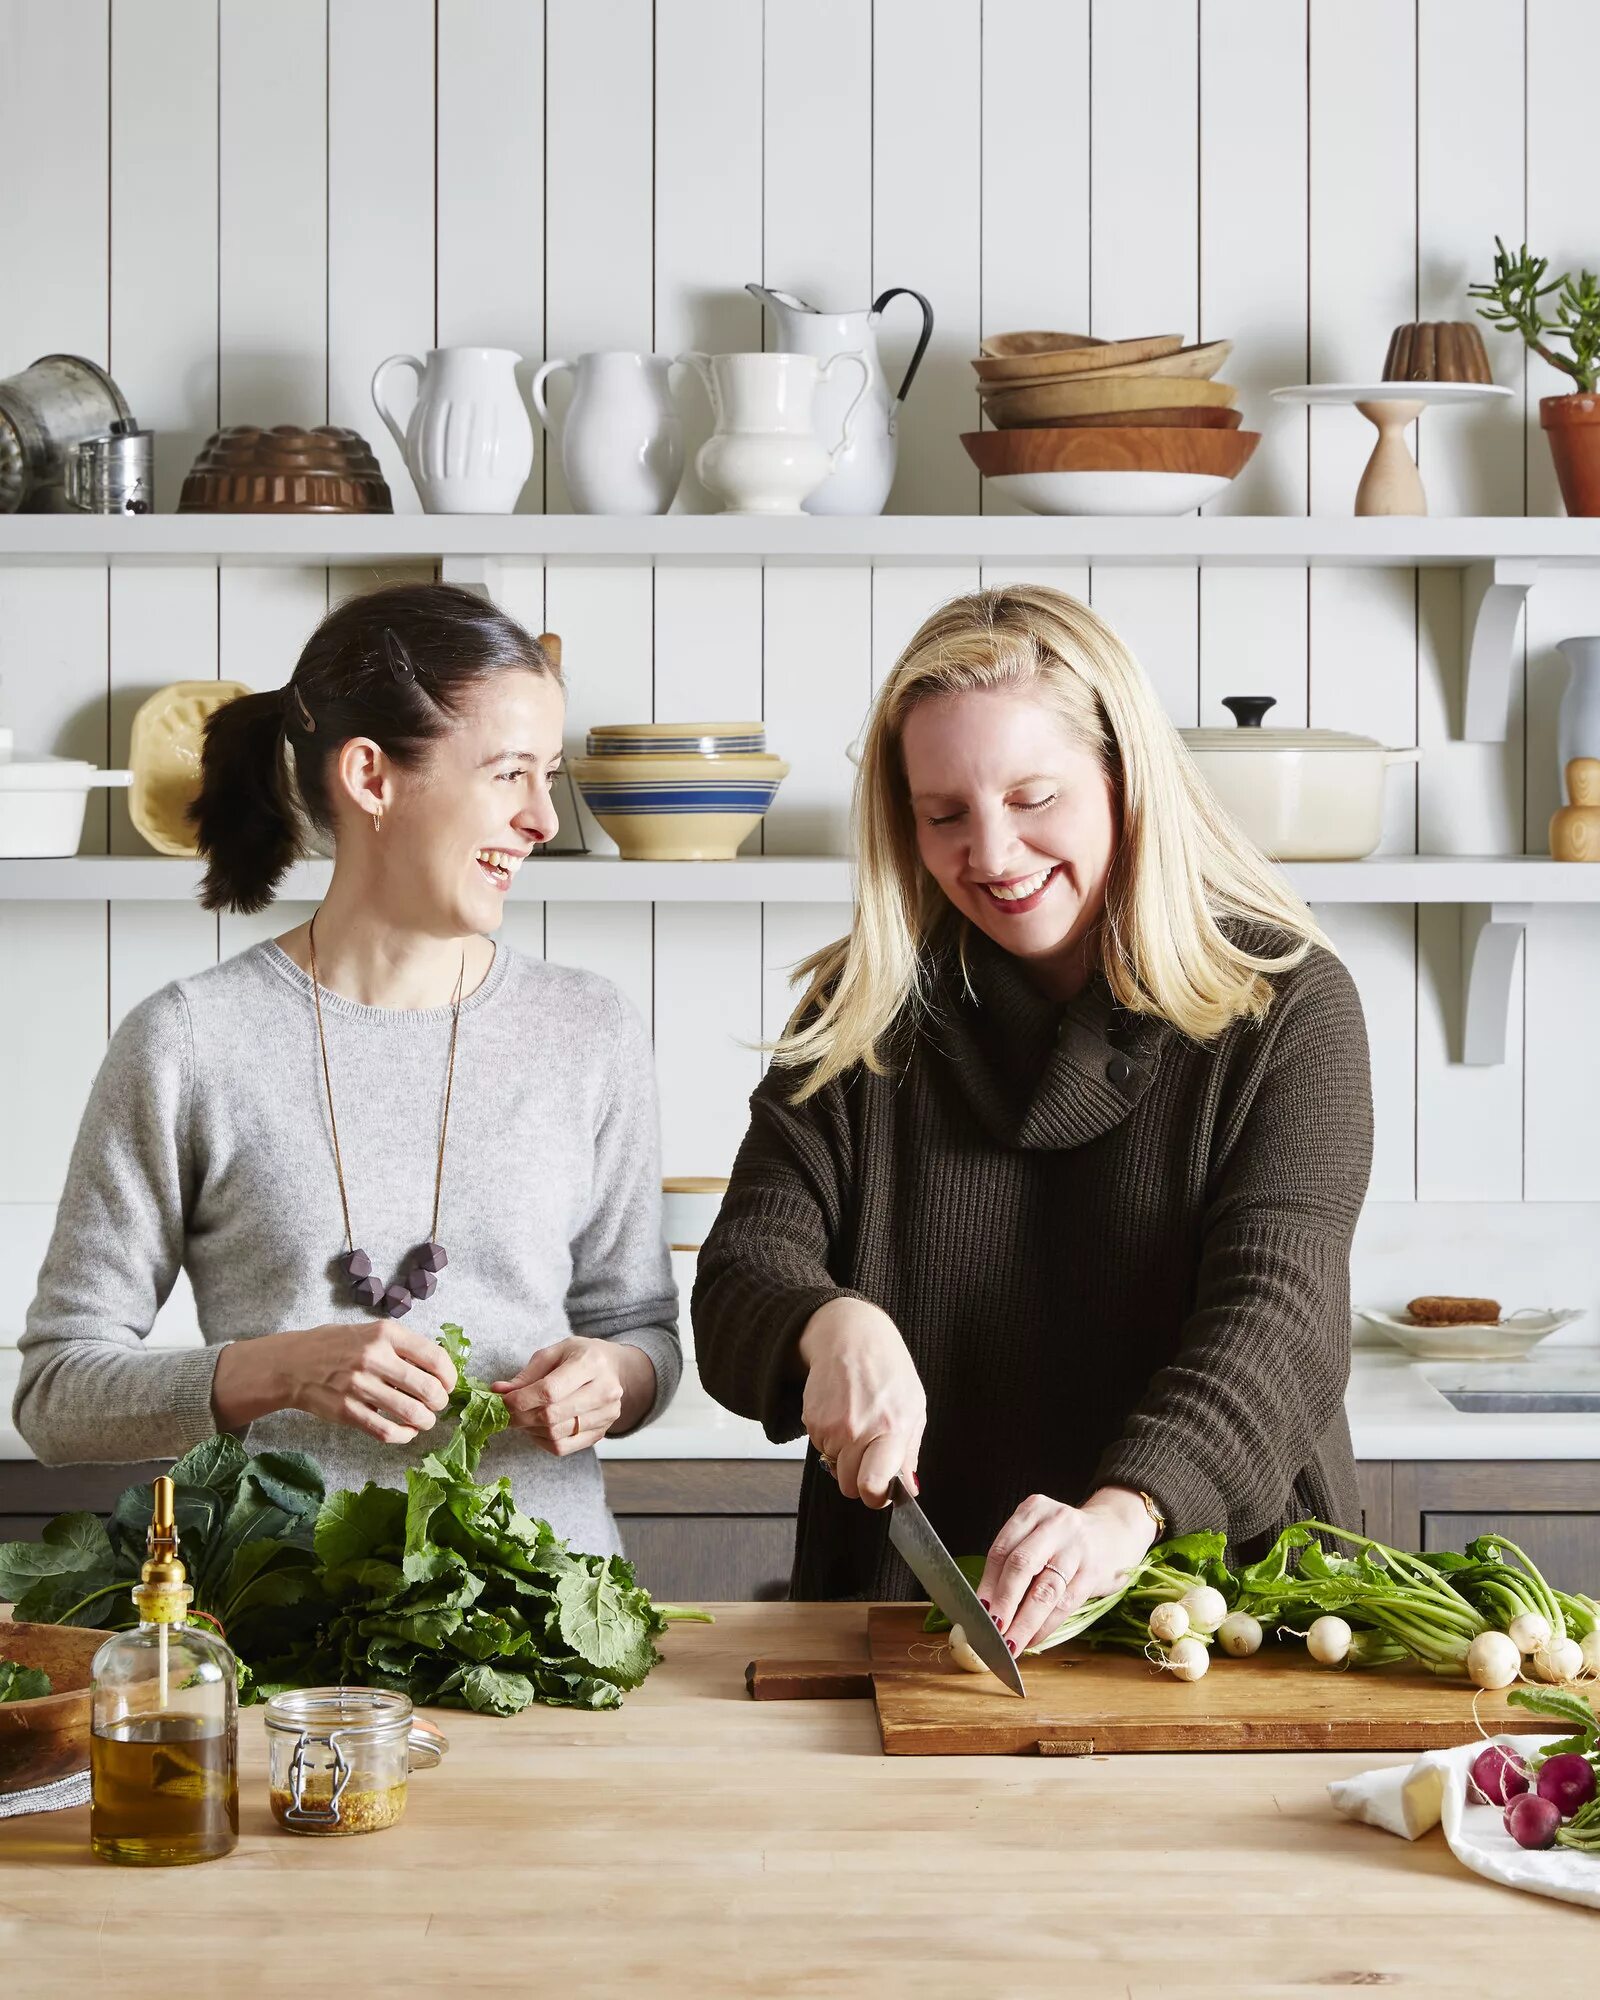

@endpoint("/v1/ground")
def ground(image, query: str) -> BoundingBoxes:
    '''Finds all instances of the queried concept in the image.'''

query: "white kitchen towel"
[1329,1734,1600,1911]
[0,1769,89,1818]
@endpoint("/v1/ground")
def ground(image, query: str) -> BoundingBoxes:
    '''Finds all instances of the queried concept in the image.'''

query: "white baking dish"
[1180,696,1419,861]
[0,749,133,856]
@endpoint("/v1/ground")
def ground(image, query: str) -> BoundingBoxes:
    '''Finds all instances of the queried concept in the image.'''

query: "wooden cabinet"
[2,1455,1597,1603]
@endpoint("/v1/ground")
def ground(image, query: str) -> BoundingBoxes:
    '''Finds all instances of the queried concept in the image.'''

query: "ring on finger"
[1041,1562,1071,1586]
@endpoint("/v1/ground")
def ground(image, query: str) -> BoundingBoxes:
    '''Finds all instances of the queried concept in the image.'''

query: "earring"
[372,808,383,835]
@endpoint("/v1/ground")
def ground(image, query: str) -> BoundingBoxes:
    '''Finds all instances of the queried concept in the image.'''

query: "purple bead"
[351,1273,384,1310]
[344,1248,373,1281]
[413,1241,448,1274]
[382,1285,413,1318]
[407,1265,438,1300]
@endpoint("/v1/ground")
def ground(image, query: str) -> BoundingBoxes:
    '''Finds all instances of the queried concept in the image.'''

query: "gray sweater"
[15,941,682,1558]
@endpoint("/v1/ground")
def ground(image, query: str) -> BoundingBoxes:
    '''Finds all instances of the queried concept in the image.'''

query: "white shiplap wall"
[3,0,1600,1349]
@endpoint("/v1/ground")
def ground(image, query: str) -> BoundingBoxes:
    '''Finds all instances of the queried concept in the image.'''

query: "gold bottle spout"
[132,1474,192,1624]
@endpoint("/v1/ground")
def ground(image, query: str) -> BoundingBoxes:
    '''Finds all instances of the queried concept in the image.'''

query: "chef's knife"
[887,1477,1027,1697]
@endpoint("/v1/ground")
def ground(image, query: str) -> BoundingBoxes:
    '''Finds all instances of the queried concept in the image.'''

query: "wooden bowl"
[961,427,1260,479]
[981,376,1237,427]
[1038,405,1243,431]
[976,331,1182,375]
[978,339,1232,391]
[0,1623,113,1794]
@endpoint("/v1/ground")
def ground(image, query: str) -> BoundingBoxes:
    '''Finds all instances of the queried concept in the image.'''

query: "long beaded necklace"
[308,914,463,1319]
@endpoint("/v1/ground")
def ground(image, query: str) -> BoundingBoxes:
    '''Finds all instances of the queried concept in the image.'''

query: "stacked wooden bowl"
[962,332,1258,514]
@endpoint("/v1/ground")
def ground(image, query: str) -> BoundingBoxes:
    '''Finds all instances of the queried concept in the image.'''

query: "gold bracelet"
[1137,1490,1166,1536]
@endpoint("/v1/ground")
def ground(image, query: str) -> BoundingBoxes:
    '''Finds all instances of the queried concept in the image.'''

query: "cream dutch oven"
[1180,695,1420,861]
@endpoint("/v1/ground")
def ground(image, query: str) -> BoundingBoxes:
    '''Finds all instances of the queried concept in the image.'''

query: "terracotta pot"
[1540,393,1600,515]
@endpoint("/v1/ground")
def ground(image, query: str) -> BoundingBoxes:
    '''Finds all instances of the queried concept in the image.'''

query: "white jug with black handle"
[747,284,934,515]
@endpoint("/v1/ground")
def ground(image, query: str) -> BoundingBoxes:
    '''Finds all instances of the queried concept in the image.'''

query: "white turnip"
[1161,1636,1210,1683]
[1147,1602,1189,1645]
[1217,1612,1263,1658]
[1466,1630,1522,1691]
[1179,1585,1228,1634]
[1508,1611,1553,1655]
[946,1624,993,1676]
[1580,1631,1600,1679]
[1531,1636,1584,1685]
[1306,1616,1353,1666]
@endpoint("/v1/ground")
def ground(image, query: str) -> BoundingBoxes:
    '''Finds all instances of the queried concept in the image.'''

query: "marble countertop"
[2,1341,1598,1465]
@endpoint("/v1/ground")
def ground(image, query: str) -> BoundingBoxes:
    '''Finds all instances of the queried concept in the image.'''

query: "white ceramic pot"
[531,352,684,515]
[371,346,534,514]
[676,351,870,515]
[0,749,132,856]
[1181,696,1420,861]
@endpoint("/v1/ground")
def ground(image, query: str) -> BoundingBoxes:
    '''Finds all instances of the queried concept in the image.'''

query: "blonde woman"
[692,586,1373,1656]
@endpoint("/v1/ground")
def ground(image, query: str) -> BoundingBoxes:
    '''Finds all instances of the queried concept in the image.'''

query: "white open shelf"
[0,852,1593,1069]
[1,511,1599,568]
[1,852,1596,905]
[3,513,1588,746]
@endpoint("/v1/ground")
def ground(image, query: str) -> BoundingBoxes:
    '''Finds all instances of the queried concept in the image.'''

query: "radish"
[1536,1752,1597,1817]
[1148,1602,1189,1645]
[946,1624,994,1677]
[1179,1586,1228,1634]
[1531,1636,1584,1685]
[1467,1630,1522,1691]
[1504,1792,1562,1849]
[1508,1611,1553,1655]
[1161,1636,1209,1683]
[1470,1743,1530,1806]
[1217,1612,1263,1658]
[1580,1631,1600,1680]
[1307,1616,1353,1666]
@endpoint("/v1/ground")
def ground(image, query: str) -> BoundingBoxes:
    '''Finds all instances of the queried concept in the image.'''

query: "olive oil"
[91,1713,238,1866]
[87,1475,240,1866]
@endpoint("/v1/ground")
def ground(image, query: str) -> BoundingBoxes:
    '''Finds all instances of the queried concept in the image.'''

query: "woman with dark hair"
[15,582,680,1553]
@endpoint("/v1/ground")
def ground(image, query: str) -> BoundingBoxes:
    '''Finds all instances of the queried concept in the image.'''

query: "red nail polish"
[1005,1638,1018,1655]
[979,1596,990,1610]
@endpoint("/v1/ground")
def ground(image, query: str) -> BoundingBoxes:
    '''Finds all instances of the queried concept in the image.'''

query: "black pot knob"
[1221,695,1277,729]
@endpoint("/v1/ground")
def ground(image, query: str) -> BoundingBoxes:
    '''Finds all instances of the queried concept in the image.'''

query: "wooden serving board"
[748,1606,1557,1757]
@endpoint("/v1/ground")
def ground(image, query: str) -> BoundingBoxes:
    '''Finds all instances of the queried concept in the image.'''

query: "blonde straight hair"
[772,584,1331,1101]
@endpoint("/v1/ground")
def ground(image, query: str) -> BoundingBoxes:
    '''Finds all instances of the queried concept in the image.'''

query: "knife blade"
[887,1477,1027,1697]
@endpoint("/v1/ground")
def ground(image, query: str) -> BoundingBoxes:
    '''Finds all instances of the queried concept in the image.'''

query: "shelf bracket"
[1460,559,1537,742]
[439,555,505,604]
[1460,901,1533,1065]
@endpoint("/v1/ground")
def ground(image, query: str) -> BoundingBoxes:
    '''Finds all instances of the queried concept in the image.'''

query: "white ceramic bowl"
[987,470,1231,516]
[571,752,789,861]
[0,752,132,857]
[1357,1306,1585,1362]
[586,721,767,757]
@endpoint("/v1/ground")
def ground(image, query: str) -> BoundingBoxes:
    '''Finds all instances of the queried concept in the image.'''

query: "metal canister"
[63,421,154,514]
[0,354,133,511]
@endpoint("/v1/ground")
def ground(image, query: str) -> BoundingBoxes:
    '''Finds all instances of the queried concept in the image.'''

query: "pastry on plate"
[1406,1294,1501,1327]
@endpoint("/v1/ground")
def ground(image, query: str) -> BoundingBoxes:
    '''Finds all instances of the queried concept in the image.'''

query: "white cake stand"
[1271,381,1513,516]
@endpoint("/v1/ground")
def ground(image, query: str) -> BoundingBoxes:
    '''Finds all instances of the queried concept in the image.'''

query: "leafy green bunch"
[0,1659,52,1702]
[1470,236,1600,394]
[0,1325,704,1716]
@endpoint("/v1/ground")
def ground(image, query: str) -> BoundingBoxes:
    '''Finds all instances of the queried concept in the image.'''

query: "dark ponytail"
[192,582,561,914]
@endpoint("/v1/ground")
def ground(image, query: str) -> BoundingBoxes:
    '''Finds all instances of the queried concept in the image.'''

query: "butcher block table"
[1,1603,1594,1998]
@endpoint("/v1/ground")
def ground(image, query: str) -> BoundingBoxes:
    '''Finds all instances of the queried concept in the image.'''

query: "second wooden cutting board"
[751,1606,1559,1757]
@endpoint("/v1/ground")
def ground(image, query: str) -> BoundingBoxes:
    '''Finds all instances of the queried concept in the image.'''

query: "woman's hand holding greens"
[492,1336,656,1454]
[798,1297,927,1510]
[979,1487,1158,1655]
[209,1321,458,1443]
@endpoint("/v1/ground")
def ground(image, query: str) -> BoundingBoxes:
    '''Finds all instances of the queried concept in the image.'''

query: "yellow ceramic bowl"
[586,721,767,757]
[571,752,789,861]
[128,680,254,855]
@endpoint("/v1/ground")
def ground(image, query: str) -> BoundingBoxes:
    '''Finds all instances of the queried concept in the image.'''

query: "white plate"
[988,471,1231,517]
[1270,382,1513,407]
[1356,1306,1586,1361]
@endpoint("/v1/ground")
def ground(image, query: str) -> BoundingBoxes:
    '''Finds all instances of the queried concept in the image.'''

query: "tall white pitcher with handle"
[676,351,871,516]
[371,347,534,514]
[747,285,934,515]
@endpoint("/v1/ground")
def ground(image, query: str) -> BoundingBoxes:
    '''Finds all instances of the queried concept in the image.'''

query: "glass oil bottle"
[88,1474,239,1865]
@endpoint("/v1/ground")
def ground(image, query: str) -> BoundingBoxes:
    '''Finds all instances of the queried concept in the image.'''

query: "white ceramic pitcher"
[747,284,934,515]
[371,347,533,514]
[676,351,871,516]
[531,352,684,515]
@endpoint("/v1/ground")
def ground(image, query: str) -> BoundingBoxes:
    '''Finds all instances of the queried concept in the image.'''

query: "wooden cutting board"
[748,1605,1558,1756]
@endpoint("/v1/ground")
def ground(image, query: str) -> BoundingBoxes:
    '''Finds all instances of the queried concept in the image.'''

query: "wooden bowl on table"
[981,375,1237,428]
[0,1622,114,1794]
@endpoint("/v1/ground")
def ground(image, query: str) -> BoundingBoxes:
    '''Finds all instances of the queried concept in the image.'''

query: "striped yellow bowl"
[571,752,789,860]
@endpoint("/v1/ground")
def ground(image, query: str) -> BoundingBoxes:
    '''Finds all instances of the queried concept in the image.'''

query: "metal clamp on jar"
[264,1688,446,1836]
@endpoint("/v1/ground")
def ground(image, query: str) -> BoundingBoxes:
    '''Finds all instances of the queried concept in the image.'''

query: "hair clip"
[289,684,316,733]
[382,629,417,681]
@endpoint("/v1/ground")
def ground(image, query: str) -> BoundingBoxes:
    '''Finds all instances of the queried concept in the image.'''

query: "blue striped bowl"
[571,752,789,860]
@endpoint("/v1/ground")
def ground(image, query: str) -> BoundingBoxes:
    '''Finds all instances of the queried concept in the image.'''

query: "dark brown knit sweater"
[691,924,1373,1601]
